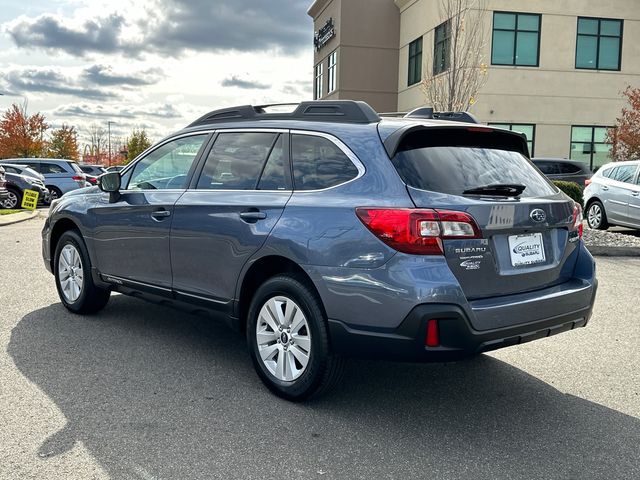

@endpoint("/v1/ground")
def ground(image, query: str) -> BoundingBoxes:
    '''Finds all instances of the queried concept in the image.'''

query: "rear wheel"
[3,188,21,209]
[247,274,344,401]
[48,186,63,201]
[54,230,110,314]
[586,200,608,230]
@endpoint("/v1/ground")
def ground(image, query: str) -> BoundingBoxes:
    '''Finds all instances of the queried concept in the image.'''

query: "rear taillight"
[355,208,481,255]
[570,203,583,238]
[584,178,592,187]
[72,175,85,182]
[425,319,440,347]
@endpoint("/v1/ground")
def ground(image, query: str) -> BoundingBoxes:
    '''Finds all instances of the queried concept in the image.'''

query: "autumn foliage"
[0,104,48,158]
[607,86,640,161]
[48,125,80,160]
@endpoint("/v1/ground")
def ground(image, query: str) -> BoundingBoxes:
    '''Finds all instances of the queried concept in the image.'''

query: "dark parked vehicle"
[584,160,640,230]
[0,166,8,205]
[532,158,593,187]
[42,101,597,400]
[0,163,45,183]
[8,158,88,200]
[105,165,125,173]
[79,164,107,185]
[2,169,50,209]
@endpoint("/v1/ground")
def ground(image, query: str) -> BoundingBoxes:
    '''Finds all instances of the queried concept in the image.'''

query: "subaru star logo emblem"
[530,209,546,223]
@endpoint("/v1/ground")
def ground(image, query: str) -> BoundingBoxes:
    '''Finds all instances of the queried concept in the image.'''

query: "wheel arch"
[236,255,324,333]
[49,217,82,270]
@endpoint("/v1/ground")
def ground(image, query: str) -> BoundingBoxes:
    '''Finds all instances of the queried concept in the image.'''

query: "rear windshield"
[67,162,83,174]
[392,146,557,198]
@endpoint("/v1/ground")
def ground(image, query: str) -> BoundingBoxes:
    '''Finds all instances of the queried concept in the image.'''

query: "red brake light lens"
[355,208,481,255]
[571,203,583,238]
[584,178,592,187]
[72,175,85,182]
[425,319,440,347]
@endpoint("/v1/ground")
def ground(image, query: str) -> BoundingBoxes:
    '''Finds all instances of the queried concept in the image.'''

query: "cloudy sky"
[0,0,314,149]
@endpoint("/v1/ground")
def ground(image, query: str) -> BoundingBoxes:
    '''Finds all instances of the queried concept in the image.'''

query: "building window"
[492,12,541,66]
[576,17,623,70]
[327,50,337,93]
[489,123,536,156]
[314,63,323,100]
[408,36,423,86]
[570,126,611,170]
[433,21,451,75]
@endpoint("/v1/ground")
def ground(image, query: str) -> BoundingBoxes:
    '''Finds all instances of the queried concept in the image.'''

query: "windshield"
[392,146,557,198]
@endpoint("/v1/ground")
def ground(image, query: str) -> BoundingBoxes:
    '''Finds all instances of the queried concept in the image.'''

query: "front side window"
[127,135,207,190]
[576,18,623,70]
[291,134,359,190]
[197,132,281,190]
[40,163,66,174]
[570,126,611,170]
[327,51,337,93]
[408,36,423,86]
[314,63,323,100]
[488,123,535,156]
[492,12,541,66]
[433,21,451,75]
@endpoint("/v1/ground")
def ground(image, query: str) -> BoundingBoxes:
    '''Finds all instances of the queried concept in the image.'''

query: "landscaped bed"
[0,209,23,215]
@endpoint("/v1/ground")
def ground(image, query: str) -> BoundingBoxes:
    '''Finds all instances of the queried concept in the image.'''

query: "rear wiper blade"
[462,184,526,196]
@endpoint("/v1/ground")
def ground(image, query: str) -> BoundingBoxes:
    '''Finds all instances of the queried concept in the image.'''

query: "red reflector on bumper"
[425,319,439,347]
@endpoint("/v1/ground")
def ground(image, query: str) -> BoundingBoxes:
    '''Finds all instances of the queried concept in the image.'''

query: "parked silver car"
[6,158,88,201]
[584,160,640,230]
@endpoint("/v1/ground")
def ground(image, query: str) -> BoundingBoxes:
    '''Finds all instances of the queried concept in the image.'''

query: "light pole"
[107,121,114,166]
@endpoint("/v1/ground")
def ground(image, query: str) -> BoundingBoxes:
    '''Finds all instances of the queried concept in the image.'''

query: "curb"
[0,209,39,227]
[586,245,640,257]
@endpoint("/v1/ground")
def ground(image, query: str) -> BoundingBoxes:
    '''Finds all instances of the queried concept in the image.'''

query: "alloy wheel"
[3,191,18,209]
[588,203,602,228]
[58,244,84,302]
[256,296,311,382]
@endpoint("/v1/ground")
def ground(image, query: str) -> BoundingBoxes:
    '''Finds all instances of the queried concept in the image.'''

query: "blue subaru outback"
[42,101,597,400]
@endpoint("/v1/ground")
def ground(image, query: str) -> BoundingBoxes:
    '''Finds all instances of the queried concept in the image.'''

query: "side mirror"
[98,172,121,203]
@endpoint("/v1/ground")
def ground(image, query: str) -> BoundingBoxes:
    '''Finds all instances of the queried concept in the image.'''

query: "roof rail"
[404,107,480,124]
[187,100,381,127]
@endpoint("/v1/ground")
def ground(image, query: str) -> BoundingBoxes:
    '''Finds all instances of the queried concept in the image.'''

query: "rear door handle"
[240,211,267,222]
[632,192,640,197]
[602,186,609,191]
[151,209,171,221]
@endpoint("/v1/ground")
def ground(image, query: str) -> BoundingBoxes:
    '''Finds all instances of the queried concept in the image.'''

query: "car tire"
[54,230,110,314]
[246,274,344,401]
[3,188,21,209]
[48,186,63,201]
[586,200,609,230]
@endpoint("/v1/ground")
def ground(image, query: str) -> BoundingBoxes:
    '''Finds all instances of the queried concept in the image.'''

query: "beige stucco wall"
[310,0,400,112]
[396,0,640,158]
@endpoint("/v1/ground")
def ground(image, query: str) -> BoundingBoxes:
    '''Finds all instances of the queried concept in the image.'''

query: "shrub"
[553,181,583,204]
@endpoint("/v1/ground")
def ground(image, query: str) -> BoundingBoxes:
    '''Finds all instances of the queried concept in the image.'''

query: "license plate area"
[508,232,545,267]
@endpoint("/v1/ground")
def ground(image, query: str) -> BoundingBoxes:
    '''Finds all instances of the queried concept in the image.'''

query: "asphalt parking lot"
[1,218,638,479]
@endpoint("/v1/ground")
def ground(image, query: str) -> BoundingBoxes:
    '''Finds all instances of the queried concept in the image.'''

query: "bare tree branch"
[420,0,488,112]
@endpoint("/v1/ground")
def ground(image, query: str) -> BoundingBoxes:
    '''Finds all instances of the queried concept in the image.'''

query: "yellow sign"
[21,189,39,210]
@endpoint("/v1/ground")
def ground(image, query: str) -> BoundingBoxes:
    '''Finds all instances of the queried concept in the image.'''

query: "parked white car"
[584,160,640,230]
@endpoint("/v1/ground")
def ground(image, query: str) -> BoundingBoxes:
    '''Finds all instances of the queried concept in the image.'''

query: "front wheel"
[54,230,110,314]
[586,200,609,230]
[246,275,344,401]
[3,188,21,209]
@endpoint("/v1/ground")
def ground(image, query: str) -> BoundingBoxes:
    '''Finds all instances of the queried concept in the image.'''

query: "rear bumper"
[328,282,596,362]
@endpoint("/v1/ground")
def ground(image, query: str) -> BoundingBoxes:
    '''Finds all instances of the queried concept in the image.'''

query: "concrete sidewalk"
[0,209,39,227]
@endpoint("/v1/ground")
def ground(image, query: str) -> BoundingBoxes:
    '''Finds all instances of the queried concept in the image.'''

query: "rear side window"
[67,162,83,174]
[601,166,615,178]
[198,132,279,190]
[392,134,556,198]
[534,161,557,174]
[611,165,637,183]
[39,163,66,174]
[558,163,582,174]
[291,134,358,190]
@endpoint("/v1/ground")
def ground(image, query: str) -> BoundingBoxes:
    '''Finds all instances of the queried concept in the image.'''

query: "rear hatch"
[386,125,581,300]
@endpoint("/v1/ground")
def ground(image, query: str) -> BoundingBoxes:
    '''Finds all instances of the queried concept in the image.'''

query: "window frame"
[314,63,324,100]
[491,11,542,67]
[407,36,423,86]
[575,17,623,71]
[289,130,365,192]
[569,125,611,171]
[433,20,451,76]
[488,123,536,157]
[327,50,337,94]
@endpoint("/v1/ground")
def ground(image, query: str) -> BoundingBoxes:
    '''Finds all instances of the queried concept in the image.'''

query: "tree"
[0,103,48,158]
[126,128,152,163]
[86,123,107,158]
[420,0,488,112]
[47,124,80,160]
[607,86,640,161]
